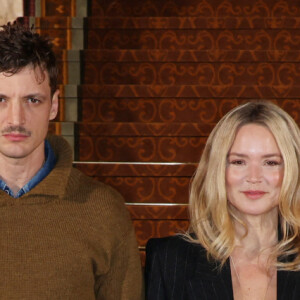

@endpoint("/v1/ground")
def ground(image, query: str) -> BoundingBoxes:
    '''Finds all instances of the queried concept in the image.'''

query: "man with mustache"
[0,20,143,299]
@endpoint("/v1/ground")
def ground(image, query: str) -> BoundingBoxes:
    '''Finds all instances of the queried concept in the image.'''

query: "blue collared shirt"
[0,140,56,198]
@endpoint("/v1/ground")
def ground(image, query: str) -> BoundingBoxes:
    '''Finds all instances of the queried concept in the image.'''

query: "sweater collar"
[0,135,73,203]
[28,135,73,199]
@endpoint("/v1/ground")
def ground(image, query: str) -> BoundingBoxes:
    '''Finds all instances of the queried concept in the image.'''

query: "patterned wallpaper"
[24,0,300,263]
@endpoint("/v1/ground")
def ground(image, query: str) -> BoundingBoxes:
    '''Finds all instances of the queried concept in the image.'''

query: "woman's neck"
[232,207,278,259]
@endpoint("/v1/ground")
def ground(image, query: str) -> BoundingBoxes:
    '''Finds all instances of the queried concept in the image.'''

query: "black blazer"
[145,235,300,300]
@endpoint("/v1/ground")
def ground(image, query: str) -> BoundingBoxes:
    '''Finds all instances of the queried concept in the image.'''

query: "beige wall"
[0,0,23,25]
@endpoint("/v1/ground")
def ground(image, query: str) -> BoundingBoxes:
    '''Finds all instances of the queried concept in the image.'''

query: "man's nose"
[8,101,25,125]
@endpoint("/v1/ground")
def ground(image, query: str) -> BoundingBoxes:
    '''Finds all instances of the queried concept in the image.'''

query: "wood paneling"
[79,98,300,123]
[74,163,196,177]
[25,0,300,266]
[41,0,75,17]
[77,136,206,162]
[89,0,300,17]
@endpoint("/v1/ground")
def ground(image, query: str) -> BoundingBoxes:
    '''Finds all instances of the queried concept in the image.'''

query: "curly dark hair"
[0,20,58,95]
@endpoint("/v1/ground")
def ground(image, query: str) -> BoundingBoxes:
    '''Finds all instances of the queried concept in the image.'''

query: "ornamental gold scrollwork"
[129,99,158,122]
[157,177,190,203]
[247,63,275,86]
[196,99,219,123]
[132,1,159,16]
[272,1,298,17]
[159,99,187,122]
[78,136,94,162]
[217,63,245,85]
[78,137,208,162]
[277,63,300,87]
[273,30,300,50]
[216,0,242,17]
[84,62,100,84]
[281,99,300,122]
[216,30,243,50]
[129,63,157,84]
[97,99,118,122]
[90,0,300,18]
[245,30,272,49]
[159,31,191,50]
[99,62,157,84]
[140,30,159,49]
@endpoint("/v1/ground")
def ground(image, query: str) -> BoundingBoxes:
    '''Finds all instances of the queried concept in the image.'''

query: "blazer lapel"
[186,257,234,300]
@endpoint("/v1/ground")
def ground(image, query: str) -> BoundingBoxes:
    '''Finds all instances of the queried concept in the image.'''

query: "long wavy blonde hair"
[187,101,300,270]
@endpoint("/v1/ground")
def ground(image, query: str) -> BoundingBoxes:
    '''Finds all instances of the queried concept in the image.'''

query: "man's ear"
[49,89,59,120]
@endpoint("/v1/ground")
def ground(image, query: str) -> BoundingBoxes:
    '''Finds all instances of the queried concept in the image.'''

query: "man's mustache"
[1,126,31,136]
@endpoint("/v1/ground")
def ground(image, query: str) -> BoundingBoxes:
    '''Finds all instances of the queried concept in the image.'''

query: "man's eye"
[0,98,6,102]
[28,98,40,103]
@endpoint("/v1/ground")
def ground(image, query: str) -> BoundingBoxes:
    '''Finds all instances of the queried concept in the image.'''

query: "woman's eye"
[230,160,244,165]
[266,160,280,166]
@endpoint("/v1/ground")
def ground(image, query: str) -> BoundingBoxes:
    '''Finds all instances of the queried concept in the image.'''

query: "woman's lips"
[242,190,267,200]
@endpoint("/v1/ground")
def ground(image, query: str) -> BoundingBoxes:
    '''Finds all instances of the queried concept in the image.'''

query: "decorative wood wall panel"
[74,163,196,177]
[98,177,190,203]
[74,164,193,206]
[127,205,188,219]
[80,98,300,123]
[77,122,215,136]
[40,0,75,17]
[89,0,300,17]
[77,136,206,162]
[83,62,300,85]
[86,29,300,50]
[25,0,300,264]
[34,16,71,27]
[86,16,300,29]
[80,84,300,98]
[82,49,300,62]
[35,28,71,49]
[83,0,300,258]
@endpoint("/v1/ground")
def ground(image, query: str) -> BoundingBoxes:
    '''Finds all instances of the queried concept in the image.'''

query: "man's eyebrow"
[0,93,47,99]
[23,93,47,99]
[24,93,46,97]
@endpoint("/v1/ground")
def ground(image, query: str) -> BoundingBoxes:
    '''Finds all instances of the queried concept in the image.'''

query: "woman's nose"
[246,164,262,183]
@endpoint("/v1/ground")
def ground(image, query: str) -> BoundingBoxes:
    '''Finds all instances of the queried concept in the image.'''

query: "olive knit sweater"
[0,135,143,300]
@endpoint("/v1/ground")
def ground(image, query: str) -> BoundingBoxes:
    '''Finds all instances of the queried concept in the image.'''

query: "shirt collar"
[0,140,56,198]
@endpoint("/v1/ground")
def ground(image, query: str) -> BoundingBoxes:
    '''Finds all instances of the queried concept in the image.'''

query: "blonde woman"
[145,101,300,300]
